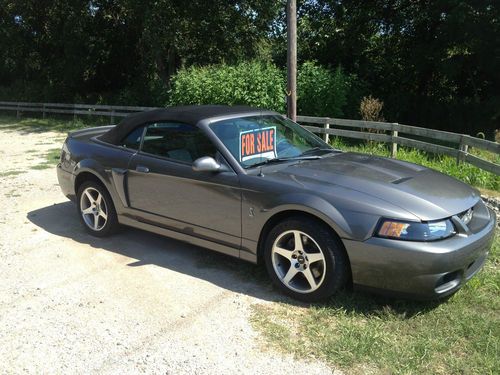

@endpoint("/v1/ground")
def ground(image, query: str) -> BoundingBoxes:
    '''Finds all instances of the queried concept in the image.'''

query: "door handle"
[136,165,150,173]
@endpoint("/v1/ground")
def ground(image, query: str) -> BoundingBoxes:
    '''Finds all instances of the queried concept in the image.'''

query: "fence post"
[391,123,398,158]
[457,136,469,165]
[323,119,330,144]
[42,104,46,119]
[73,104,77,121]
[16,103,20,119]
[110,110,115,124]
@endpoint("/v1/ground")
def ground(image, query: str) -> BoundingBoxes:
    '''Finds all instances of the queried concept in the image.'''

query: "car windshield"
[209,115,331,168]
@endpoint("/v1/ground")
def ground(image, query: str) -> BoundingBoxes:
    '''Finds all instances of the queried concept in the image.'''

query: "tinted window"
[121,126,144,149]
[141,122,217,163]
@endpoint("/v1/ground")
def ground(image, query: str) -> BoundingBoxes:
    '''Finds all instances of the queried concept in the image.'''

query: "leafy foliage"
[0,0,279,105]
[170,61,354,117]
[0,1,499,138]
[297,62,349,117]
[169,62,286,112]
[287,0,500,137]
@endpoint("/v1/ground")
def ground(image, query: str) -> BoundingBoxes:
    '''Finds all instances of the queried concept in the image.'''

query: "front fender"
[261,193,352,238]
[242,190,382,244]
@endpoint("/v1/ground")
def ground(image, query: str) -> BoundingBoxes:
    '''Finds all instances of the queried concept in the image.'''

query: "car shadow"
[27,201,280,302]
[27,202,443,316]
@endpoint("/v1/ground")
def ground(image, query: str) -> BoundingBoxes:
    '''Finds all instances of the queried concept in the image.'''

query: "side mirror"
[192,156,228,173]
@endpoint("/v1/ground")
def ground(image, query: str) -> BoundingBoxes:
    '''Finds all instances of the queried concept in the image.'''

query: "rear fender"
[74,159,110,185]
[73,160,125,211]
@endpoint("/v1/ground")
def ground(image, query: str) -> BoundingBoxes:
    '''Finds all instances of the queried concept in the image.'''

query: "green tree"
[283,0,500,135]
[1,0,499,137]
[140,0,280,89]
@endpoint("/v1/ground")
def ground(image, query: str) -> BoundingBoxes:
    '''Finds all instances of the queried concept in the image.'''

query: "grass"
[251,232,499,375]
[0,114,93,133]
[0,170,25,177]
[0,116,98,169]
[330,137,500,191]
[31,148,61,170]
[0,116,70,169]
[4,189,21,197]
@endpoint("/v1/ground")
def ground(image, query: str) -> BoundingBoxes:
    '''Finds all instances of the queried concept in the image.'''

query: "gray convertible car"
[57,105,496,301]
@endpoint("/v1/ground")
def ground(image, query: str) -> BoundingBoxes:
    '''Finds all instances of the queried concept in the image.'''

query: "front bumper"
[344,207,496,299]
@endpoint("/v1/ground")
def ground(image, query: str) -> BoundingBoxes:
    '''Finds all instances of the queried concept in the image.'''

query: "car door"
[126,121,242,249]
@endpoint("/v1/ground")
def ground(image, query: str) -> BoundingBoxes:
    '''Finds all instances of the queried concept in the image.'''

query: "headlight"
[376,219,456,241]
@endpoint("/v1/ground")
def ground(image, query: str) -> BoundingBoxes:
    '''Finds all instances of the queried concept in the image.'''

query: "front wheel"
[264,216,349,302]
[77,181,119,237]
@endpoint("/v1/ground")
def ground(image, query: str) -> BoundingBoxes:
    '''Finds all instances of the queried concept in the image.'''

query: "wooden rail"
[0,101,498,175]
[0,101,156,123]
[298,116,499,175]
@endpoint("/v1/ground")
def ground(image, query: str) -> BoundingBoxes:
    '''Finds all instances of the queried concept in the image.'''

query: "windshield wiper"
[300,147,340,156]
[248,155,322,169]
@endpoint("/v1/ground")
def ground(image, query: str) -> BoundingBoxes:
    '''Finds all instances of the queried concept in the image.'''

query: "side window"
[121,126,144,149]
[141,122,217,163]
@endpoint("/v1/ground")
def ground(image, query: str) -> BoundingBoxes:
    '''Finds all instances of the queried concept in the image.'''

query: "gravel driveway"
[0,124,336,374]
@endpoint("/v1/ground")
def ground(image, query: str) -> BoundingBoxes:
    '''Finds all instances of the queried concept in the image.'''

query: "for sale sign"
[239,127,277,162]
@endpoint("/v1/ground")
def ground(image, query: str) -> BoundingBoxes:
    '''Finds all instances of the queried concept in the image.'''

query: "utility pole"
[287,0,297,121]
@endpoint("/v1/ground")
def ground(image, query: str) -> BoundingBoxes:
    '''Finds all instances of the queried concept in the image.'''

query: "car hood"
[269,152,480,221]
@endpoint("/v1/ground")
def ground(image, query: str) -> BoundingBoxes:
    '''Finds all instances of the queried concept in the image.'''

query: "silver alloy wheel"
[80,187,108,231]
[271,230,327,293]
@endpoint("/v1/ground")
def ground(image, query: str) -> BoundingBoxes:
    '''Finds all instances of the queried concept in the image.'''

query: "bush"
[360,95,384,121]
[297,62,349,117]
[169,61,286,112]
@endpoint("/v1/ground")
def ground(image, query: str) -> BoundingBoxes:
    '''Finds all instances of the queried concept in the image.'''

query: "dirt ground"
[0,126,337,374]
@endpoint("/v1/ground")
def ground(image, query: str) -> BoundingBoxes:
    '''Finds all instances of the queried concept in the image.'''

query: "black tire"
[76,181,119,237]
[264,216,349,302]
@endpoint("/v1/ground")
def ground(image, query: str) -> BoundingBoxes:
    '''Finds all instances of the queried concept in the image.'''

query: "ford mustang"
[57,105,496,301]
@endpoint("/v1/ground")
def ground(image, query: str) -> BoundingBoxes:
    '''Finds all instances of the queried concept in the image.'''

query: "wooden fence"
[0,101,155,123]
[0,101,498,175]
[297,116,499,175]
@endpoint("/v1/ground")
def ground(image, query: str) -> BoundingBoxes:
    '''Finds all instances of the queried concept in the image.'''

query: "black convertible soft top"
[99,105,268,145]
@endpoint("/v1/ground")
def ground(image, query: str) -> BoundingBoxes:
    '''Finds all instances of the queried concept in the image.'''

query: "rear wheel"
[264,216,349,302]
[77,181,119,237]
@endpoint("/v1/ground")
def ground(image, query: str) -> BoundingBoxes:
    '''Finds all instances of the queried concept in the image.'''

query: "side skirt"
[118,215,241,259]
